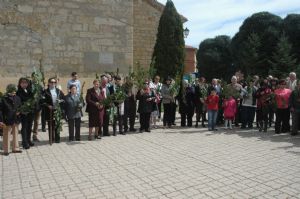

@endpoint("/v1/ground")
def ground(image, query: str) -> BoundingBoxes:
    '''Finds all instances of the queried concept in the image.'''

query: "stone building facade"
[0,0,186,78]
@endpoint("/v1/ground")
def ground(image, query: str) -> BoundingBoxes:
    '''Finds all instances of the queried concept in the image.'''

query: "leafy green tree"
[231,12,283,77]
[284,14,300,65]
[239,33,262,76]
[269,33,298,78]
[152,0,185,80]
[197,35,233,82]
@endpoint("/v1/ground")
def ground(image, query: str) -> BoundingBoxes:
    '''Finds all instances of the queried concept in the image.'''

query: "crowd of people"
[1,71,299,156]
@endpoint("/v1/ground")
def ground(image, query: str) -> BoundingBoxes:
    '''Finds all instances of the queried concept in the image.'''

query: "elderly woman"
[161,77,174,128]
[0,84,22,156]
[65,85,82,141]
[137,82,155,133]
[86,79,105,140]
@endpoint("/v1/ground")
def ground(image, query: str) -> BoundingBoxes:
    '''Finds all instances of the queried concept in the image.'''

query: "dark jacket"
[64,93,82,120]
[17,87,34,114]
[0,95,22,125]
[85,87,109,113]
[43,88,65,121]
[290,89,300,113]
[137,90,155,113]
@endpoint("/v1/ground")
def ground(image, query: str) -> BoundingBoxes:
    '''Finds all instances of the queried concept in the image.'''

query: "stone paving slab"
[1,117,300,199]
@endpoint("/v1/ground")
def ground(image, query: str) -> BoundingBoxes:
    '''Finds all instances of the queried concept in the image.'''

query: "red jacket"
[205,95,219,110]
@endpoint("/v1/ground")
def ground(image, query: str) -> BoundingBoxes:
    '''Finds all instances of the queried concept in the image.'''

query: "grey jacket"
[64,93,82,119]
[161,84,174,104]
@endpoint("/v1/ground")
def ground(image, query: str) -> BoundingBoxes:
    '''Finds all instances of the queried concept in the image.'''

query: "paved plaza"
[1,117,300,199]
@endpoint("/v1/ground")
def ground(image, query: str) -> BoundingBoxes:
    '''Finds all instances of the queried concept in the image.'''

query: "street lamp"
[184,27,190,38]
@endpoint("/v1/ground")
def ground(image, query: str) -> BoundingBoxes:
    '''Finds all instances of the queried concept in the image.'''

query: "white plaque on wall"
[99,53,114,64]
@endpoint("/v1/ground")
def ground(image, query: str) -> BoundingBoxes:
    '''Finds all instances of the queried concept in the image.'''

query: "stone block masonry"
[0,0,134,77]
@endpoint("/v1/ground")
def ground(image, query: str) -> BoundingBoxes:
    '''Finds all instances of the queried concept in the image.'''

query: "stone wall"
[0,0,133,77]
[133,0,162,69]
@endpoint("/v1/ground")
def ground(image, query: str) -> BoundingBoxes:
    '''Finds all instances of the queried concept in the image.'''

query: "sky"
[157,0,300,48]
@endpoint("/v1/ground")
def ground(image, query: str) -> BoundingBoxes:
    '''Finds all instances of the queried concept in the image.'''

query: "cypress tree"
[269,33,298,78]
[152,0,185,80]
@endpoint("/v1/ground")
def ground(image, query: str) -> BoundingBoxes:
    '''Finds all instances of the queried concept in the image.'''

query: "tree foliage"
[238,33,262,76]
[231,12,282,77]
[284,14,300,65]
[152,0,185,80]
[269,33,298,78]
[196,35,233,82]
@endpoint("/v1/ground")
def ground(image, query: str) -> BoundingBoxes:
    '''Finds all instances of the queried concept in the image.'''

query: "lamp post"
[184,27,190,38]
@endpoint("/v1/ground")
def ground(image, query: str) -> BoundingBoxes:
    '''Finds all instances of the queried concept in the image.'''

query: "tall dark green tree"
[197,35,233,82]
[152,0,185,80]
[269,33,298,78]
[239,33,262,76]
[284,14,300,65]
[231,12,283,77]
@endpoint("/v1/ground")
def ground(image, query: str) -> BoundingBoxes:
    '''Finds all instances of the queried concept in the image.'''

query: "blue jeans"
[208,110,218,130]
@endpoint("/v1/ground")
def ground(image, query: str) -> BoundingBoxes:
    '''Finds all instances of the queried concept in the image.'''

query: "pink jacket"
[223,97,237,119]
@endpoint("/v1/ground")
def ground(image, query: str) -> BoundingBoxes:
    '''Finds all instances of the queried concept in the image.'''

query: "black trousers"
[181,113,193,127]
[157,101,162,119]
[41,107,46,130]
[124,112,136,131]
[241,106,256,128]
[140,112,151,131]
[292,111,300,135]
[102,109,110,136]
[275,108,290,133]
[163,103,172,127]
[171,102,176,124]
[47,121,60,142]
[21,113,34,147]
[68,118,81,140]
[195,104,205,126]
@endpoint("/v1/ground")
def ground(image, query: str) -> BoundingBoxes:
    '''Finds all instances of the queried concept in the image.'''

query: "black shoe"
[75,138,81,141]
[12,150,22,153]
[69,138,74,142]
[202,124,206,128]
[145,129,151,132]
[172,123,176,126]
[120,132,126,135]
[42,128,46,132]
[139,129,144,133]
[113,133,117,136]
[129,128,137,132]
[29,142,35,147]
[23,145,30,150]
[55,140,60,143]
[3,152,9,156]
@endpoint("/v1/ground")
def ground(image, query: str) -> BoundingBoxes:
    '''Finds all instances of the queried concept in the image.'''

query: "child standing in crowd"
[205,88,219,131]
[0,84,22,156]
[223,96,236,130]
